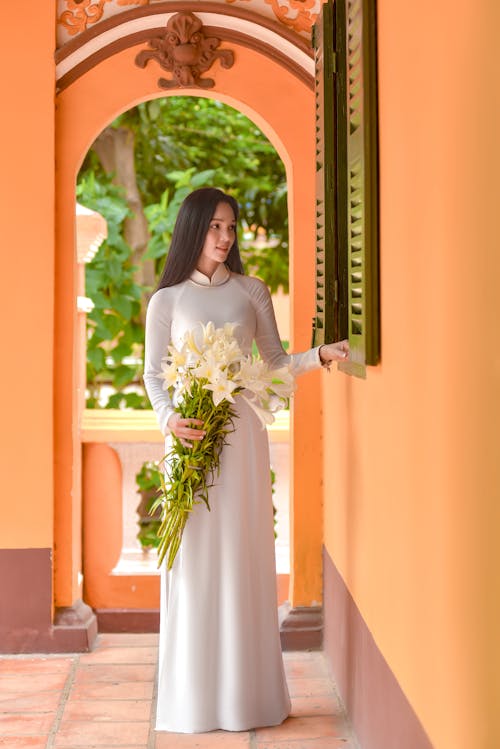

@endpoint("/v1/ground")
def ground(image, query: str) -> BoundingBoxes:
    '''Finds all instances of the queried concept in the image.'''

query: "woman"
[144,187,348,734]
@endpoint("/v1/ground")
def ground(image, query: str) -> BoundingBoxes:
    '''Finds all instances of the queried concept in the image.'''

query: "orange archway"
[54,10,322,629]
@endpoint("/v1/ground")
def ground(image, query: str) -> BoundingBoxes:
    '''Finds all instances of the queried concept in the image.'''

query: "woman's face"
[196,201,236,276]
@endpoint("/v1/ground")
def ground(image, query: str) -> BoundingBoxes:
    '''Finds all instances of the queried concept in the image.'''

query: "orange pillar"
[0,3,95,652]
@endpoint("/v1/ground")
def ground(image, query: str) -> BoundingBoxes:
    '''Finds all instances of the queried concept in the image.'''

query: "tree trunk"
[92,126,156,316]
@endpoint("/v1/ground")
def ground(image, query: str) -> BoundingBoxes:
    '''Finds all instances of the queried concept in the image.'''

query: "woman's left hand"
[319,340,350,367]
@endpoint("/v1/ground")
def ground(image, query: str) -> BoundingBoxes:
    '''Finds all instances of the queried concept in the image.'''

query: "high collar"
[190,263,230,287]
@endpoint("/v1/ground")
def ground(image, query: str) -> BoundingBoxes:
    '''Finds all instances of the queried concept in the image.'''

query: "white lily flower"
[219,339,242,364]
[234,358,268,393]
[204,376,239,407]
[268,365,295,385]
[158,361,179,390]
[263,365,296,398]
[194,352,224,383]
[262,393,288,412]
[167,341,191,369]
[183,329,202,357]
[223,322,237,339]
[202,321,216,345]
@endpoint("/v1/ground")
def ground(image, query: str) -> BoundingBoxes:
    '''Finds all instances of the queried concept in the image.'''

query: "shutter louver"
[342,0,380,371]
[312,0,337,347]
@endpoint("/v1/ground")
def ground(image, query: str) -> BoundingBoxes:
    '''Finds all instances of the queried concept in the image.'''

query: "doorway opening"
[76,95,292,605]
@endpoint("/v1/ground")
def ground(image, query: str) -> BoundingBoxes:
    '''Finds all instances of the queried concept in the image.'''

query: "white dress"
[144,263,322,733]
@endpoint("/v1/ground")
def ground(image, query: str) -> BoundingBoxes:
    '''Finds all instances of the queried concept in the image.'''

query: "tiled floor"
[0,634,359,749]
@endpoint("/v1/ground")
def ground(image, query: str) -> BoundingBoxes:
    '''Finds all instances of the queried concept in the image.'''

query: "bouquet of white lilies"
[151,321,295,569]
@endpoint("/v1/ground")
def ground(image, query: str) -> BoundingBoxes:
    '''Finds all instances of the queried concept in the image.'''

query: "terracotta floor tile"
[255,715,349,742]
[0,690,61,713]
[69,681,154,701]
[0,712,54,735]
[0,673,68,694]
[282,652,322,661]
[97,633,159,648]
[290,695,342,717]
[53,720,150,746]
[79,647,157,665]
[74,664,155,684]
[287,678,336,698]
[284,659,328,679]
[256,740,355,749]
[0,658,74,675]
[155,731,251,748]
[0,738,49,748]
[0,641,359,749]
[61,699,151,722]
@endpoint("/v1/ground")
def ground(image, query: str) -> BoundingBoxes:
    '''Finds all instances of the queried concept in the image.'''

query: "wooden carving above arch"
[54,2,315,92]
[135,11,234,88]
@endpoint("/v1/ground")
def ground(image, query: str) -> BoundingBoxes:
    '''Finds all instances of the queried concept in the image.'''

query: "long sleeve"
[143,289,175,435]
[243,276,322,376]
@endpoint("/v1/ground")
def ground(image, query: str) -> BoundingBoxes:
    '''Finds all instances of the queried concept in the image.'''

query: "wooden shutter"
[313,0,380,375]
[340,0,380,374]
[312,0,337,347]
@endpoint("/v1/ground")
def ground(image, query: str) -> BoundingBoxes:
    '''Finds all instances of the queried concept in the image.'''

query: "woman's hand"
[167,413,206,448]
[319,340,350,368]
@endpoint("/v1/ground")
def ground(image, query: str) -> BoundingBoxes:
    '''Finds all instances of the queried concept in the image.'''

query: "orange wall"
[0,5,55,548]
[322,1,500,747]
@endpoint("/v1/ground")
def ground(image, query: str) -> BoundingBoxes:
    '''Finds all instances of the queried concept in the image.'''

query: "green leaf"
[191,169,216,187]
[109,341,132,363]
[148,99,161,121]
[110,295,132,321]
[106,257,123,284]
[123,392,150,409]
[112,364,137,387]
[92,319,113,341]
[88,291,109,309]
[87,346,105,371]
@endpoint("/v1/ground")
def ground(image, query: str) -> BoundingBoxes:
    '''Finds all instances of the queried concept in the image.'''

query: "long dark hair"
[157,187,244,289]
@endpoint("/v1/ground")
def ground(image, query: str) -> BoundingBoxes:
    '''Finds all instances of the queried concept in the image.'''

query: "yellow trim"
[81,408,290,443]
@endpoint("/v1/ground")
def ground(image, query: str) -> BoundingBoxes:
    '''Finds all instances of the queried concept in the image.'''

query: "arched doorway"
[54,4,322,645]
[77,93,292,616]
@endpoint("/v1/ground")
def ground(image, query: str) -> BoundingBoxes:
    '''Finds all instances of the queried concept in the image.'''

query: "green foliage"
[77,173,148,409]
[78,96,290,408]
[135,461,162,549]
[136,461,163,492]
[80,97,289,288]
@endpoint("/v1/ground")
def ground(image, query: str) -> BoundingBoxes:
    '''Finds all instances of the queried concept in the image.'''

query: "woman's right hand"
[167,413,206,448]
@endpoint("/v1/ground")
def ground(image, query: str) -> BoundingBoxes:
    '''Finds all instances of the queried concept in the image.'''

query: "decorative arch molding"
[56,0,320,44]
[55,2,314,91]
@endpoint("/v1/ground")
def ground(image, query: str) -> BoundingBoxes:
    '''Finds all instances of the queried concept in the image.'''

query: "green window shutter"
[312,0,337,347]
[339,0,380,375]
[313,0,380,375]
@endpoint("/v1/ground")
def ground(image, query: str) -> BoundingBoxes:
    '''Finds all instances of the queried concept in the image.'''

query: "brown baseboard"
[323,547,434,749]
[0,547,97,653]
[95,603,321,646]
[279,601,323,650]
[95,608,160,633]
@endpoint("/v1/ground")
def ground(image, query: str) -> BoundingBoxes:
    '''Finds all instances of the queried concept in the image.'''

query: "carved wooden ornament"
[135,12,235,89]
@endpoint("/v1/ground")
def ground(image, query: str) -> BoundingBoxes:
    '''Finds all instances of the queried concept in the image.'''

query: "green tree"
[78,96,289,409]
